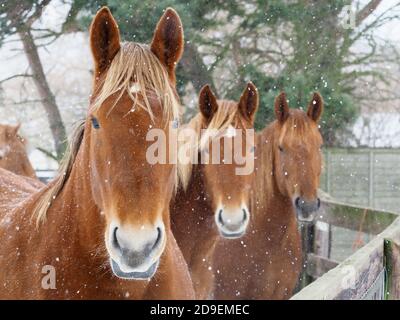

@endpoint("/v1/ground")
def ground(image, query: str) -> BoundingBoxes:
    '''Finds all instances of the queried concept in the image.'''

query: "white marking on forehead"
[130,82,141,94]
[123,82,142,116]
[225,125,237,138]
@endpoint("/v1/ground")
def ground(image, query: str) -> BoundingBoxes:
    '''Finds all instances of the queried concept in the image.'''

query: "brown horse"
[171,83,259,299]
[0,7,195,299]
[0,123,36,178]
[213,92,324,299]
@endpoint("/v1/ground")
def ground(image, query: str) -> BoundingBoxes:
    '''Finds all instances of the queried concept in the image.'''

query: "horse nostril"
[112,227,120,251]
[218,209,224,225]
[317,198,321,209]
[295,197,301,208]
[242,209,248,222]
[152,227,162,250]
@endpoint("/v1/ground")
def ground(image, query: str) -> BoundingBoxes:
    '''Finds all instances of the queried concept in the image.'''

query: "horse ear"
[307,92,324,122]
[199,85,218,122]
[274,92,290,123]
[150,8,184,84]
[90,7,121,77]
[238,82,259,123]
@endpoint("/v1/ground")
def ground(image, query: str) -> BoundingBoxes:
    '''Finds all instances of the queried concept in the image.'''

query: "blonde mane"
[178,100,244,189]
[32,120,85,226]
[92,42,181,122]
[33,42,182,225]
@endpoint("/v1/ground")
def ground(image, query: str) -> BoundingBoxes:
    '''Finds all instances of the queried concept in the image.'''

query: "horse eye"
[279,145,284,152]
[91,117,100,129]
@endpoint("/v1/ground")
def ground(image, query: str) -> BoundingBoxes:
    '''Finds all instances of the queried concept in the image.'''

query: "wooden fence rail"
[292,214,400,300]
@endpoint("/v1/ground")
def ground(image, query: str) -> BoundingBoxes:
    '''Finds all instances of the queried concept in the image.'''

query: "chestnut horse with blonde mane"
[213,92,324,299]
[0,123,36,179]
[0,7,194,299]
[171,83,259,299]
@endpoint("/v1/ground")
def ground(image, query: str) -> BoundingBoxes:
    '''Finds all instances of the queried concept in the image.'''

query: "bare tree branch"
[0,73,33,85]
[26,0,52,27]
[356,0,383,27]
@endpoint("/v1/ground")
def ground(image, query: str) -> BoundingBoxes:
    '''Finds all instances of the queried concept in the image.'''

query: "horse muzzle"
[107,221,165,280]
[110,258,159,280]
[215,205,250,239]
[294,197,320,223]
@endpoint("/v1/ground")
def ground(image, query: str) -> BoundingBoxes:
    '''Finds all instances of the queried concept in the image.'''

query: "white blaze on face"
[0,145,10,158]
[125,82,142,115]
[130,82,141,94]
[225,125,237,138]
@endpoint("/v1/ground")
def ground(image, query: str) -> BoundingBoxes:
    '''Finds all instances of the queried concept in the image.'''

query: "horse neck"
[170,161,215,261]
[254,125,295,227]
[43,135,102,253]
[185,162,213,219]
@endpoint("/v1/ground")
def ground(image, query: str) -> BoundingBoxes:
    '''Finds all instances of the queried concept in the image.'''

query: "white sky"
[368,0,400,42]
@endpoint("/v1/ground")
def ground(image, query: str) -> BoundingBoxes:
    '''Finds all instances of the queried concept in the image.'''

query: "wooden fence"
[321,148,400,212]
[292,199,400,300]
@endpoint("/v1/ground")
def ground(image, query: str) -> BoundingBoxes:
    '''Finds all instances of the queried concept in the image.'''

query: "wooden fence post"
[384,238,400,299]
[369,150,374,208]
[298,223,315,289]
[314,221,332,258]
